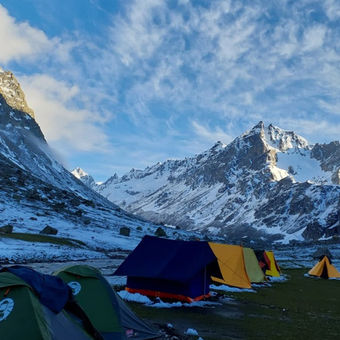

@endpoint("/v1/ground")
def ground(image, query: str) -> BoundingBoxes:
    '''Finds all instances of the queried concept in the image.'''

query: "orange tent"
[208,243,252,289]
[308,256,340,279]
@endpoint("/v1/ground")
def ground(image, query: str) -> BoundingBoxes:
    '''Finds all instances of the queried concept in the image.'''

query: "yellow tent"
[265,251,281,277]
[208,243,252,289]
[308,256,340,279]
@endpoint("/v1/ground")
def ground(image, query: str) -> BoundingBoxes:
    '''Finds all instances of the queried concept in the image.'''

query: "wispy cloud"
[277,117,340,141]
[302,25,327,52]
[20,74,112,153]
[101,0,340,143]
[192,121,233,144]
[0,0,339,178]
[323,0,340,21]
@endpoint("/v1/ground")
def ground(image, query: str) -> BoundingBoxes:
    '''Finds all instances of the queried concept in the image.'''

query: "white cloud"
[93,0,340,154]
[302,25,327,52]
[19,74,112,153]
[318,100,340,116]
[110,0,166,66]
[1,0,339,176]
[0,4,53,63]
[323,0,340,21]
[277,117,340,142]
[0,4,76,66]
[192,121,232,144]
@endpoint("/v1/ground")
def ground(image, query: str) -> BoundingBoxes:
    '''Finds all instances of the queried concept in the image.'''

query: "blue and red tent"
[114,236,219,302]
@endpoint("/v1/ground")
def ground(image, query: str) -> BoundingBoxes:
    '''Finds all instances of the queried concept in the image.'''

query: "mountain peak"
[210,140,227,152]
[72,167,89,179]
[0,68,35,119]
[241,122,309,152]
[253,121,265,130]
[265,123,309,151]
[71,167,97,189]
[84,121,339,243]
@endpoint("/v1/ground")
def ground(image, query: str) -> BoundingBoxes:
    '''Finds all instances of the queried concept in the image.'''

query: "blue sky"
[0,0,339,182]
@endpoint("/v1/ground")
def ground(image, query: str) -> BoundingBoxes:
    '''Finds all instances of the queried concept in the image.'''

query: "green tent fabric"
[243,248,266,283]
[55,265,160,340]
[0,271,93,340]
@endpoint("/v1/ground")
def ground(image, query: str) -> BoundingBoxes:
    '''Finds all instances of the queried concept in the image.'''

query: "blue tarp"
[114,236,216,282]
[2,266,71,313]
[114,236,217,298]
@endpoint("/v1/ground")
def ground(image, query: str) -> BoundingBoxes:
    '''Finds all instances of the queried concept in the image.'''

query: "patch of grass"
[232,268,340,339]
[125,269,340,340]
[128,301,244,340]
[0,232,86,248]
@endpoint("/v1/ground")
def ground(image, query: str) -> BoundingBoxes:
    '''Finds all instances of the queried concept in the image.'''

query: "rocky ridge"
[77,122,340,243]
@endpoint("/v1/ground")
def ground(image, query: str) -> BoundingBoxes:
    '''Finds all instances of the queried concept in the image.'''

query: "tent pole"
[204,266,207,296]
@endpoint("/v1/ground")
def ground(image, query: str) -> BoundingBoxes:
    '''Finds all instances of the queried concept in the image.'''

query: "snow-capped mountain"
[80,122,340,244]
[72,167,98,189]
[0,68,181,261]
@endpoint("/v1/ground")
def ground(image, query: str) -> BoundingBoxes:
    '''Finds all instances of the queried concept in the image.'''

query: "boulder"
[0,224,13,234]
[40,225,58,235]
[312,247,333,260]
[119,227,130,237]
[302,221,324,241]
[155,227,167,237]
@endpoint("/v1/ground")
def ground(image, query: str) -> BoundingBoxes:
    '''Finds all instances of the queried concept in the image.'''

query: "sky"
[0,0,339,182]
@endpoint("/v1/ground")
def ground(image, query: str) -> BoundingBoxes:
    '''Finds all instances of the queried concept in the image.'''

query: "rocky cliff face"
[0,68,166,254]
[0,68,35,118]
[78,122,340,243]
[311,142,340,185]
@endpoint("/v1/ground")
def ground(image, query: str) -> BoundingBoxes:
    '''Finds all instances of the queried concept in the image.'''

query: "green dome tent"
[0,271,95,340]
[54,265,160,340]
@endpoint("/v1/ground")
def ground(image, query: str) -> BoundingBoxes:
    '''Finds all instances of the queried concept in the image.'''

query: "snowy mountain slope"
[79,122,340,243]
[0,68,188,261]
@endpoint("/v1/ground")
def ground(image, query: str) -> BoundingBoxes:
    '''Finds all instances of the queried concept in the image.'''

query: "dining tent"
[114,235,218,302]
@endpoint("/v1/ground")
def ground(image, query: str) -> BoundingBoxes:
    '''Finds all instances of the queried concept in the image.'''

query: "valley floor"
[128,268,340,339]
[16,251,340,340]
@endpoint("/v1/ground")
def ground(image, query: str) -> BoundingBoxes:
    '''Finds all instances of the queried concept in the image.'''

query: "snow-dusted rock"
[84,121,340,244]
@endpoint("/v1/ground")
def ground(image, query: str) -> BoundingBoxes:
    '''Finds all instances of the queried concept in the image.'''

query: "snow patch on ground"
[185,328,198,336]
[117,290,152,304]
[210,284,256,293]
[150,300,221,309]
[117,291,221,308]
[267,274,288,283]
